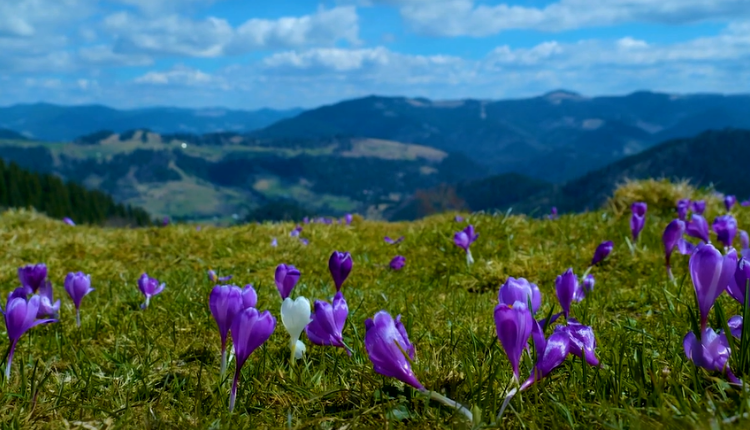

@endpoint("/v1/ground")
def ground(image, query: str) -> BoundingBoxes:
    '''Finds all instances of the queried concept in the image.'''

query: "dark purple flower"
[728,315,743,339]
[689,244,737,331]
[741,200,750,207]
[18,263,47,294]
[344,214,353,225]
[62,217,75,226]
[686,214,710,244]
[137,273,165,309]
[229,307,276,411]
[740,230,749,250]
[1,290,57,378]
[454,225,479,265]
[677,198,691,220]
[582,274,595,293]
[328,251,353,291]
[630,202,647,241]
[299,238,309,246]
[713,215,738,248]
[389,255,406,270]
[692,200,706,215]
[37,280,60,319]
[364,311,423,390]
[663,219,687,278]
[208,270,233,283]
[494,302,533,381]
[384,236,405,245]
[549,207,558,220]
[725,195,737,211]
[64,272,94,327]
[498,277,542,315]
[520,321,571,391]
[591,241,614,266]
[290,226,302,237]
[728,257,750,305]
[275,264,301,300]
[554,318,599,366]
[241,284,257,309]
[209,285,243,376]
[556,268,578,318]
[683,328,740,384]
[162,216,170,226]
[305,291,351,355]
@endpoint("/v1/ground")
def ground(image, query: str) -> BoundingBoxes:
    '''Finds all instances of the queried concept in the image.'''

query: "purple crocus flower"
[740,230,749,250]
[137,273,165,310]
[713,215,738,248]
[64,272,94,327]
[590,241,614,266]
[364,311,423,390]
[582,274,595,293]
[549,207,558,220]
[692,200,706,215]
[305,291,351,355]
[554,318,599,366]
[344,214,353,225]
[683,328,740,384]
[677,199,691,221]
[18,263,47,294]
[686,214,710,243]
[454,225,479,265]
[229,307,276,411]
[728,258,750,305]
[494,301,533,381]
[728,315,743,339]
[62,217,75,226]
[454,215,464,222]
[556,268,578,318]
[689,244,737,331]
[663,219,691,279]
[303,217,310,224]
[520,321,571,391]
[630,202,647,242]
[498,277,542,315]
[290,226,302,237]
[241,284,257,309]
[208,270,233,283]
[742,200,750,207]
[384,236,405,245]
[1,289,57,378]
[725,195,737,211]
[389,255,406,270]
[37,280,61,319]
[162,216,170,226]
[271,237,278,247]
[275,264,300,300]
[328,251,353,291]
[209,285,243,376]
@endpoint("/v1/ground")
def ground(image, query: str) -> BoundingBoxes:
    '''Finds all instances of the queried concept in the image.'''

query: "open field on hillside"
[1,181,750,429]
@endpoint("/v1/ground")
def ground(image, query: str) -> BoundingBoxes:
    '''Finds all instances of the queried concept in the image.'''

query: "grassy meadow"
[1,180,749,429]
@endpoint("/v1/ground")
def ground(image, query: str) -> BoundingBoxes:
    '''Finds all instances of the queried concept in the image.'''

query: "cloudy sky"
[1,0,749,110]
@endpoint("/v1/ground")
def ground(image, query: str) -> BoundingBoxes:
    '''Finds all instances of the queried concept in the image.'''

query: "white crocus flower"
[281,296,311,362]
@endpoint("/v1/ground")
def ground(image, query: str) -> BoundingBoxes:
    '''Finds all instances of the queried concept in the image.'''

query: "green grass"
[1,181,750,429]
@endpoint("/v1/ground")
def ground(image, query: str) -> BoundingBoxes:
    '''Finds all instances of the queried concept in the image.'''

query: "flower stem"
[426,391,473,422]
[76,308,81,328]
[496,386,518,421]
[5,340,18,380]
[220,348,227,379]
[229,365,241,412]
[466,250,474,267]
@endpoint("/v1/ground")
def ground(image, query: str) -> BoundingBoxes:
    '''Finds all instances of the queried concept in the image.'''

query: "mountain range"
[1,90,749,222]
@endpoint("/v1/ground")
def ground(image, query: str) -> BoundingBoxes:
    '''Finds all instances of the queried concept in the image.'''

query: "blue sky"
[1,0,749,110]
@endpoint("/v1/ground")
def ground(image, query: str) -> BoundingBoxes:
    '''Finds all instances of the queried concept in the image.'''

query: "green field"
[1,180,749,428]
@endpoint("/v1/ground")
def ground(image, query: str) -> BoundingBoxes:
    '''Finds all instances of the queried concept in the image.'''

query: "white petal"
[293,340,306,360]
[281,296,311,339]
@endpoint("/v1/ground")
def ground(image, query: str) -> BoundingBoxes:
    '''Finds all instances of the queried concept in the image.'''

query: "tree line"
[0,158,152,226]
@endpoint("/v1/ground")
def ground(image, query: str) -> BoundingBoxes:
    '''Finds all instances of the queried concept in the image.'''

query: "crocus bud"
[683,328,740,384]
[728,258,750,305]
[494,302,533,381]
[64,272,94,327]
[281,296,311,361]
[328,251,353,291]
[209,285,243,376]
[582,274,595,292]
[37,280,61,319]
[344,214,353,225]
[229,308,276,411]
[3,291,57,378]
[241,284,257,309]
[689,244,737,331]
[555,268,578,318]
[364,311,424,390]
[630,202,647,241]
[740,230,749,250]
[275,264,301,300]
[389,255,406,270]
[686,214,710,243]
[18,263,48,294]
[454,225,478,265]
[498,277,542,315]
[713,215,738,248]
[663,219,686,278]
[677,199,691,220]
[305,292,351,355]
[725,195,737,211]
[692,200,706,215]
[62,217,75,226]
[555,318,599,366]
[590,241,614,266]
[137,273,165,310]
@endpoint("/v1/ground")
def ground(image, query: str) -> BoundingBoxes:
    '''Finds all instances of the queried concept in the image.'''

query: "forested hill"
[0,158,152,226]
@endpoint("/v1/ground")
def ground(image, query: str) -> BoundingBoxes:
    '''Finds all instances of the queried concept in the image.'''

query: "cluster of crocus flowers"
[229,307,276,411]
[305,251,353,355]
[209,284,258,376]
[2,288,58,379]
[138,273,165,309]
[454,225,479,266]
[275,264,310,361]
[630,202,647,243]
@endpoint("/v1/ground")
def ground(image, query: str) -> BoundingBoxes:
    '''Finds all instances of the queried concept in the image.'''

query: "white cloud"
[111,0,221,16]
[134,65,218,86]
[103,6,360,58]
[369,0,750,36]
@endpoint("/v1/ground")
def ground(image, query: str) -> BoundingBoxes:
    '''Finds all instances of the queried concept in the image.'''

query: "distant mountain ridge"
[251,90,750,183]
[0,103,303,141]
